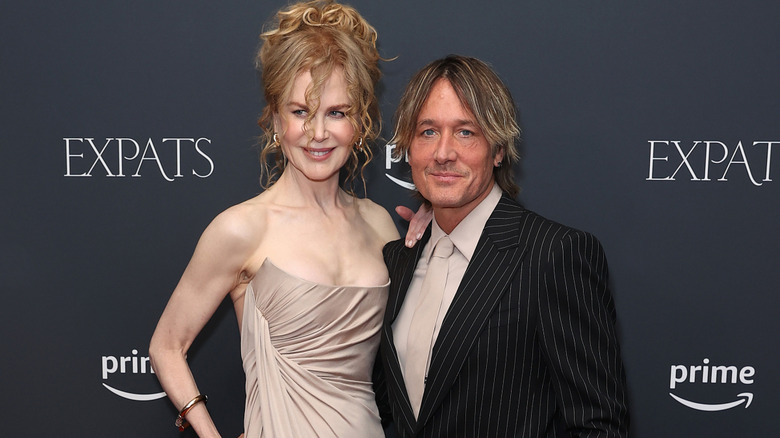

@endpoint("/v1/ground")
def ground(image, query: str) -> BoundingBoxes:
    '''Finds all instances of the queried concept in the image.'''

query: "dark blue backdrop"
[1,1,777,436]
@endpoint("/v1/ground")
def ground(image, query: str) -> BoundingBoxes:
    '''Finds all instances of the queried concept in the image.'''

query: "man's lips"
[426,169,464,182]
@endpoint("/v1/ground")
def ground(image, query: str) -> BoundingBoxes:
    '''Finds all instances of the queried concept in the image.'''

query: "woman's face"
[274,67,356,184]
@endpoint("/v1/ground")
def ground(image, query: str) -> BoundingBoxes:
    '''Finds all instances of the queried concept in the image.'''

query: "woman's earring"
[272,133,279,145]
[355,137,364,151]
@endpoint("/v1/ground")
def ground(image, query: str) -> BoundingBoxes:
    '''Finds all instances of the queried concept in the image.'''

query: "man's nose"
[433,134,456,163]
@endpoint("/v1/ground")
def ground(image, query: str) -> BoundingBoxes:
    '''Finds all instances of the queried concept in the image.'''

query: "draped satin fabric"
[241,259,388,438]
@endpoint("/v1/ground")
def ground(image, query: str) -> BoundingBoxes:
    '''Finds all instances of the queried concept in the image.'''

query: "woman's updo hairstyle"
[256,0,382,191]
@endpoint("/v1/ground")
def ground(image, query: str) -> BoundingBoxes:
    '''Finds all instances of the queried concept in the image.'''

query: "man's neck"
[432,183,501,234]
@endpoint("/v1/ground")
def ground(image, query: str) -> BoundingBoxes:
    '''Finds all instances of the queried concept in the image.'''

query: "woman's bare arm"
[149,207,260,438]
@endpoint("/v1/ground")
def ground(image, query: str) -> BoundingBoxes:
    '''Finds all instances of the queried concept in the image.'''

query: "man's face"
[409,78,503,227]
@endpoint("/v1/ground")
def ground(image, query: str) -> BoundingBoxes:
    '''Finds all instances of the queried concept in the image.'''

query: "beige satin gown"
[241,259,388,437]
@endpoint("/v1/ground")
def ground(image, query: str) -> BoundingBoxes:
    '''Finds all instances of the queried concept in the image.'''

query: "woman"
[149,2,425,436]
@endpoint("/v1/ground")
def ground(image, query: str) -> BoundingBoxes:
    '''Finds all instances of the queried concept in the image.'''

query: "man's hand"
[396,204,432,248]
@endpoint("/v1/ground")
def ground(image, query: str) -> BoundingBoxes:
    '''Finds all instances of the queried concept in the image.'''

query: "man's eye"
[421,129,435,136]
[459,129,473,137]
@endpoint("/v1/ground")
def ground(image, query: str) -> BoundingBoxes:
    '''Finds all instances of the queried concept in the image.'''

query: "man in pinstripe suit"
[376,55,630,437]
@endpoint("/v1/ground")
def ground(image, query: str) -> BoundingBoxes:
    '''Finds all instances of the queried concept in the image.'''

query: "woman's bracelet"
[175,394,208,431]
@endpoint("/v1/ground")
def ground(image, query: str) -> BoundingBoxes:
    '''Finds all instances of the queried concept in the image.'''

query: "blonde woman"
[150,2,427,436]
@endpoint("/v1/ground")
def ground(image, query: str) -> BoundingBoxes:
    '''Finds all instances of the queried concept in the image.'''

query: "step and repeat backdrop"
[2,1,777,436]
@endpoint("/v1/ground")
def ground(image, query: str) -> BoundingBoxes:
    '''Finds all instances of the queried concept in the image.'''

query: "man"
[376,55,630,437]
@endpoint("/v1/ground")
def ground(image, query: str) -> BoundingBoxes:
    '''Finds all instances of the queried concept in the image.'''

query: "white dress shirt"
[392,183,503,377]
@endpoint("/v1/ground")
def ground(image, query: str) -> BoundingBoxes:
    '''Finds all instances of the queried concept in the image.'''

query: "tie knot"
[432,236,454,259]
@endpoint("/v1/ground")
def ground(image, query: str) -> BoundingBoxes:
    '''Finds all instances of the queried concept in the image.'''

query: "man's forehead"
[415,79,479,124]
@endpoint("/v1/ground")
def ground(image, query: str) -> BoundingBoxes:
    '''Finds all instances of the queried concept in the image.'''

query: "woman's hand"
[395,203,432,248]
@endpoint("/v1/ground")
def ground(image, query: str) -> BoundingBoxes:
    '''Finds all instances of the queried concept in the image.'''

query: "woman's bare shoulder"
[355,197,400,243]
[203,195,269,250]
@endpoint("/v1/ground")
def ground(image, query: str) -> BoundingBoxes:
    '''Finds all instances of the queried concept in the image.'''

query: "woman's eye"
[292,109,307,117]
[329,111,346,118]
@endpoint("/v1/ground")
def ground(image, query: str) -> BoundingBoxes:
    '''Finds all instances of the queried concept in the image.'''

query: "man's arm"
[538,229,630,437]
[372,346,394,428]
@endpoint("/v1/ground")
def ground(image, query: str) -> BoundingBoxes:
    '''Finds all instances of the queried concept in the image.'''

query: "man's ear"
[494,147,505,167]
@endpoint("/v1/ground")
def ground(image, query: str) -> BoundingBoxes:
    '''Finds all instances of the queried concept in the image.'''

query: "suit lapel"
[415,196,529,428]
[385,228,431,325]
[381,229,432,435]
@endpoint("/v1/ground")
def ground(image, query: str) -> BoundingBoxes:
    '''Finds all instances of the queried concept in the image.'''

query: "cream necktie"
[405,236,454,418]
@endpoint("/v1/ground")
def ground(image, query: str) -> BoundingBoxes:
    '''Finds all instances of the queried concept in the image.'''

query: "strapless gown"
[240,259,389,437]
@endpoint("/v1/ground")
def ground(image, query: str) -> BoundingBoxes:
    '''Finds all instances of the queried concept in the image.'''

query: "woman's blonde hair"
[255,0,382,192]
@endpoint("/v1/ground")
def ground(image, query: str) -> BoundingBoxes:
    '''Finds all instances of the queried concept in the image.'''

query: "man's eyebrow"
[455,119,478,127]
[417,118,478,126]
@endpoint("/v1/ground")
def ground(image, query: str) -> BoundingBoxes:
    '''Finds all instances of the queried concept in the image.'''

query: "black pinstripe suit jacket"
[376,195,629,437]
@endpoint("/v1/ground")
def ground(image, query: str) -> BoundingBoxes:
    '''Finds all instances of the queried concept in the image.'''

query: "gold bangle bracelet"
[175,394,208,431]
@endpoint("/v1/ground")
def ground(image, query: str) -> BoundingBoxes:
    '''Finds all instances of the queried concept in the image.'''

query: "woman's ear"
[273,113,281,135]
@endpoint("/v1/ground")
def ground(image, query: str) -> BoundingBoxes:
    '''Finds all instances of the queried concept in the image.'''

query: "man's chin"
[426,196,467,210]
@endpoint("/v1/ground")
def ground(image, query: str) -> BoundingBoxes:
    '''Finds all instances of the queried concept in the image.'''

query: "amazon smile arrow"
[669,392,753,411]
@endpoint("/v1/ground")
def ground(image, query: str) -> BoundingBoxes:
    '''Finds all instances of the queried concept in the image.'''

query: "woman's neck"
[272,169,350,212]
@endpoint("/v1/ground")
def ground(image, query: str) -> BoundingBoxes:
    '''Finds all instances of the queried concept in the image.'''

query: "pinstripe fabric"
[377,195,629,437]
